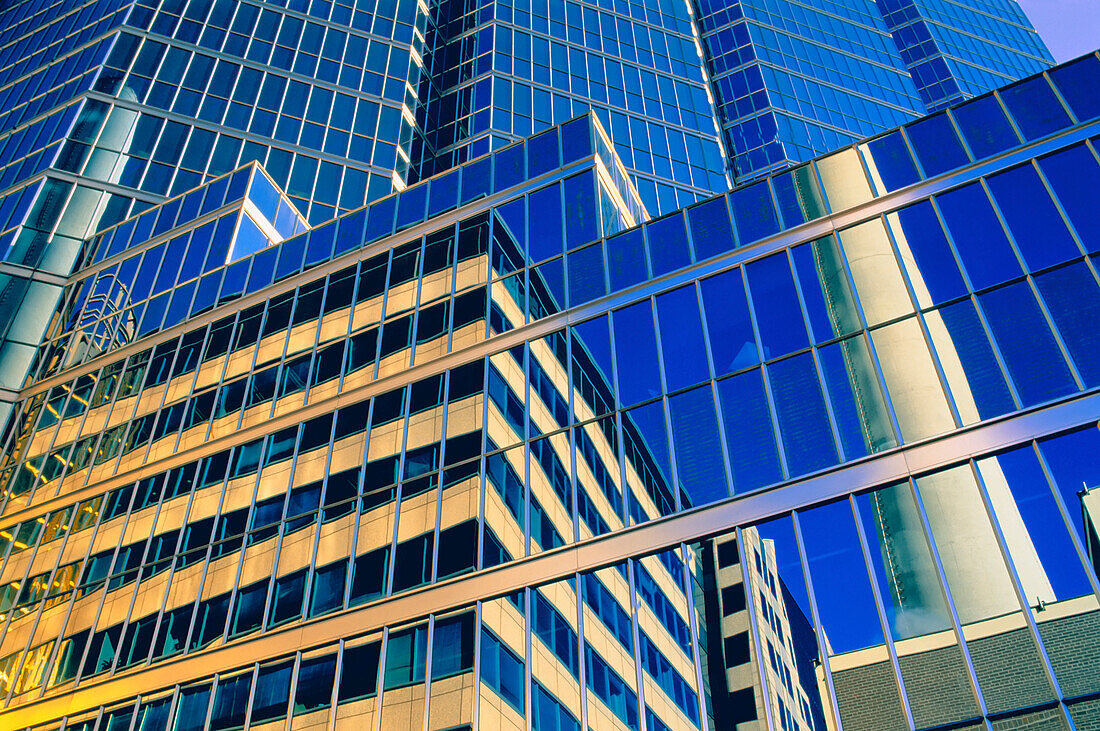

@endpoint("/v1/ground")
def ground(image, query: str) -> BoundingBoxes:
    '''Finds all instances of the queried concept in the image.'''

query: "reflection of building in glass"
[0,1,1099,729]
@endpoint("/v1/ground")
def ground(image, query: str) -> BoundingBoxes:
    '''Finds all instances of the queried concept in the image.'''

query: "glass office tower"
[696,0,1054,181]
[0,46,1099,730]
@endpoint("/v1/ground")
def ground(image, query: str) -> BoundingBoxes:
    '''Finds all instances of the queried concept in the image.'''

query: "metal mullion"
[281,652,303,731]
[523,587,534,731]
[340,398,372,611]
[298,413,339,621]
[384,386,414,598]
[625,560,648,731]
[898,476,991,719]
[966,459,1068,702]
[194,309,241,448]
[421,614,435,731]
[844,493,917,730]
[256,428,305,632]
[734,525,780,731]
[371,627,390,731]
[406,236,427,369]
[371,250,395,382]
[675,542,711,731]
[333,260,363,397]
[165,331,209,460]
[428,369,450,584]
[562,321,581,544]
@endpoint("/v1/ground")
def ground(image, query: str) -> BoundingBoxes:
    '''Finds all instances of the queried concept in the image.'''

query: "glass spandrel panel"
[914,467,1021,625]
[767,353,837,477]
[862,130,920,193]
[887,201,968,308]
[655,285,708,391]
[744,253,808,359]
[1038,143,1100,254]
[668,385,727,509]
[792,235,861,342]
[978,281,1077,406]
[936,183,1022,290]
[612,301,661,407]
[985,164,1079,271]
[924,299,1016,423]
[818,336,896,459]
[999,76,1072,141]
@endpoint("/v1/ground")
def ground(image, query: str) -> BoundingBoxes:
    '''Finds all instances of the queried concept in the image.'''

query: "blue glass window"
[1049,54,1100,121]
[655,285,709,391]
[864,131,919,192]
[772,165,826,227]
[564,172,598,249]
[792,236,861,342]
[745,252,808,359]
[818,337,896,459]
[729,181,780,246]
[936,183,1021,290]
[1035,262,1100,387]
[768,353,837,476]
[906,113,970,178]
[688,195,735,260]
[1038,143,1100,253]
[646,212,690,277]
[953,95,1019,159]
[606,228,648,291]
[668,386,727,508]
[999,76,1071,140]
[891,201,968,306]
[528,184,563,262]
[979,281,1076,406]
[567,243,606,306]
[613,301,661,406]
[1038,427,1100,555]
[700,268,758,375]
[932,300,1016,419]
[986,164,1078,271]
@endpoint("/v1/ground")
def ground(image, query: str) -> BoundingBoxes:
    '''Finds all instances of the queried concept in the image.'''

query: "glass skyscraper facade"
[0,0,1098,730]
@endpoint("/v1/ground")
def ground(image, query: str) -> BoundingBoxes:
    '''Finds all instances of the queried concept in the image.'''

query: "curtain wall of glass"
[0,53,1097,730]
